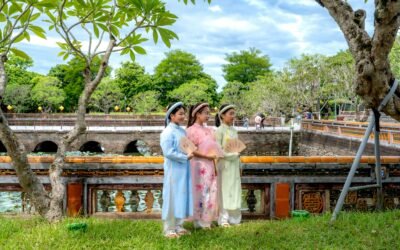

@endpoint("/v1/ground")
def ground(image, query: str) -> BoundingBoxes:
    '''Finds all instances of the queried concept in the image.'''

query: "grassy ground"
[0,211,399,250]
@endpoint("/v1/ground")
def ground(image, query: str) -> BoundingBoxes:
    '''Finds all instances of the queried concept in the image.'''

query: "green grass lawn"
[1,211,399,249]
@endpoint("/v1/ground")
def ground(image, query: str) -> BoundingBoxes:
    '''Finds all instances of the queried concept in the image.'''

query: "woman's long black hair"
[165,103,186,127]
[215,104,234,127]
[187,103,209,128]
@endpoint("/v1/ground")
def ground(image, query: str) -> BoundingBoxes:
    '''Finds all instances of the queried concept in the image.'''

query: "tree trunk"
[318,0,400,121]
[0,56,50,217]
[45,39,116,222]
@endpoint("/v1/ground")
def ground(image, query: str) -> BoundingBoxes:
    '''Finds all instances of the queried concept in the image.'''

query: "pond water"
[0,192,22,213]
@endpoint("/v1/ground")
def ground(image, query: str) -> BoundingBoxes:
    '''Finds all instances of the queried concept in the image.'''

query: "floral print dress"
[187,123,222,224]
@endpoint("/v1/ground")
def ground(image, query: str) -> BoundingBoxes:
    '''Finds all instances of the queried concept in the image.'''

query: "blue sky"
[17,0,375,90]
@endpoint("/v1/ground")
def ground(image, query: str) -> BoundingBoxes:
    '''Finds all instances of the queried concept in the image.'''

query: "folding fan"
[224,138,246,153]
[179,136,197,155]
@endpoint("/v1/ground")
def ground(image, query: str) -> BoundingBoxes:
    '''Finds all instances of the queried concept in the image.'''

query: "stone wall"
[301,131,400,156]
[8,130,301,156]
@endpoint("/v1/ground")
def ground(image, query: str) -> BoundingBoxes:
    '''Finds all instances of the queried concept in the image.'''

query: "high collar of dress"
[221,123,232,128]
[193,122,205,128]
[169,122,181,129]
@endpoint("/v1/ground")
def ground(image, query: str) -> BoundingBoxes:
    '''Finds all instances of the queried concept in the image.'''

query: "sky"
[16,0,375,90]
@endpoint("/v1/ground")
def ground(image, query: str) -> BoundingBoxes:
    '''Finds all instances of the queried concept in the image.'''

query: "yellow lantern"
[38,106,43,112]
[126,107,131,112]
[59,105,64,112]
[6,105,12,111]
[114,105,120,112]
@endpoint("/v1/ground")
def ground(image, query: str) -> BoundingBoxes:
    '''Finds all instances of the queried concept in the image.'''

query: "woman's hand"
[187,152,194,160]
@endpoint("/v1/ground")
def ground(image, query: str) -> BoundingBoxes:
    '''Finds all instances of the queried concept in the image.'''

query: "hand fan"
[224,138,246,153]
[179,136,197,154]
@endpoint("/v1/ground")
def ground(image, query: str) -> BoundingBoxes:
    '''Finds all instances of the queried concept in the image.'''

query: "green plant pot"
[291,210,310,220]
[67,222,88,232]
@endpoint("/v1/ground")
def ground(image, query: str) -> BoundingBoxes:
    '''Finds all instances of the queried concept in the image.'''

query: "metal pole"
[289,118,293,157]
[374,128,383,211]
[330,115,375,223]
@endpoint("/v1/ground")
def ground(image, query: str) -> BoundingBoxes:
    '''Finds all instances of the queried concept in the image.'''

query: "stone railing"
[1,156,400,219]
[302,120,400,145]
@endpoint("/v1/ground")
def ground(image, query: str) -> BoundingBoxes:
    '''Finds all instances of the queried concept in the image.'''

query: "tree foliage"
[131,90,161,114]
[115,61,153,99]
[30,76,65,112]
[168,78,218,107]
[153,49,207,103]
[222,47,272,84]
[89,77,123,114]
[48,57,111,111]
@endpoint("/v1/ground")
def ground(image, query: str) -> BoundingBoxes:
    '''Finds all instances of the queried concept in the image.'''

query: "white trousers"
[218,208,242,225]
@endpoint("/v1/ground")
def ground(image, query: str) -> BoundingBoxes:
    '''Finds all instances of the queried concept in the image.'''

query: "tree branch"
[57,0,87,62]
[371,0,400,71]
[0,3,33,45]
[319,0,372,61]
[66,10,95,33]
[6,8,34,54]
[81,24,92,58]
[0,0,10,13]
[116,18,146,47]
[92,30,105,59]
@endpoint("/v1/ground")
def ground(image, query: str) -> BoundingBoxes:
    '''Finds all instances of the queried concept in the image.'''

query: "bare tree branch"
[81,24,92,58]
[371,1,400,71]
[92,30,105,59]
[319,0,372,61]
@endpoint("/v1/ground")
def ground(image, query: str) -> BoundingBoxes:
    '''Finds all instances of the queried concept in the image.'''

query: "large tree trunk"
[45,40,115,222]
[0,55,51,216]
[318,0,400,120]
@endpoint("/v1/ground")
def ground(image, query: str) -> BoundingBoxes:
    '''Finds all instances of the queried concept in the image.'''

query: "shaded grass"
[1,211,400,249]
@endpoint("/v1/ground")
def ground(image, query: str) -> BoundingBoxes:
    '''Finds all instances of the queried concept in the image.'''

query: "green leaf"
[133,46,146,55]
[110,25,120,38]
[29,25,46,39]
[45,10,56,23]
[10,48,30,60]
[152,28,158,44]
[13,34,25,43]
[24,31,30,41]
[31,12,41,22]
[93,23,99,38]
[158,28,177,48]
[9,3,22,16]
[157,17,176,26]
[63,52,69,61]
[120,48,130,55]
[0,13,6,22]
[129,50,135,61]
[20,9,31,24]
[97,23,108,32]
[37,0,57,8]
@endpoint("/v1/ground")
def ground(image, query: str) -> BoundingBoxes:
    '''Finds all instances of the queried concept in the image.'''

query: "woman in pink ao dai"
[186,102,223,229]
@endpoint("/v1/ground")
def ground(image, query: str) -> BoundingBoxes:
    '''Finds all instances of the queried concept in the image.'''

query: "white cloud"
[244,0,268,10]
[208,5,222,12]
[205,16,260,33]
[198,55,226,65]
[20,35,61,48]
